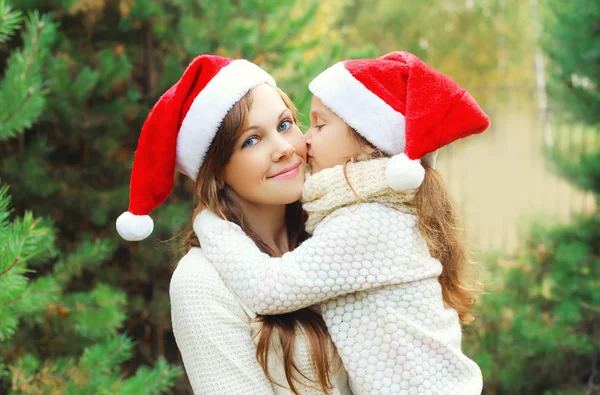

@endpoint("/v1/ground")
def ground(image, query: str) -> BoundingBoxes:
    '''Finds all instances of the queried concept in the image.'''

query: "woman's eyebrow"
[244,109,290,133]
[278,108,291,119]
[244,124,261,133]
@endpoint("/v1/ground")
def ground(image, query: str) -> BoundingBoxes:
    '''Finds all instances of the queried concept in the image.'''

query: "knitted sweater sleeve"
[170,249,275,394]
[194,204,441,315]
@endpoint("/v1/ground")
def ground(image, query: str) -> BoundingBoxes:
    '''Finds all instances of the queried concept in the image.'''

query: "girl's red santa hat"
[116,55,275,241]
[309,51,490,191]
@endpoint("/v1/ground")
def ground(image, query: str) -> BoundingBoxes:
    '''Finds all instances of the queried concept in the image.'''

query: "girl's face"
[223,84,307,207]
[305,96,363,175]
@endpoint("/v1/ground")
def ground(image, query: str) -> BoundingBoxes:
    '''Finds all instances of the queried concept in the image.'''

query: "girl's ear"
[217,179,225,190]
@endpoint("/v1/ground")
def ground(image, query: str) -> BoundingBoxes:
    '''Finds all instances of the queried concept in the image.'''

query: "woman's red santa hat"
[116,55,275,241]
[309,51,490,191]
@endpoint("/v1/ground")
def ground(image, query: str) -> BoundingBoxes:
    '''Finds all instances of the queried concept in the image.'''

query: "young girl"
[194,51,489,394]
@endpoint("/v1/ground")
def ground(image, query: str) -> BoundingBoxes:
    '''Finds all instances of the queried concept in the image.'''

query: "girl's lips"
[268,163,301,180]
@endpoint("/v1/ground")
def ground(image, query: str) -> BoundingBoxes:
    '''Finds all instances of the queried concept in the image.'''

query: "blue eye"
[278,120,292,132]
[242,137,259,148]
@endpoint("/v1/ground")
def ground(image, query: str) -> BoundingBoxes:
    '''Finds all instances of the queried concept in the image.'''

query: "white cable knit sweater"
[170,247,351,395]
[194,158,483,395]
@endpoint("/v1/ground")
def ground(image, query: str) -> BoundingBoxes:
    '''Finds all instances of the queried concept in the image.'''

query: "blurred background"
[0,0,598,394]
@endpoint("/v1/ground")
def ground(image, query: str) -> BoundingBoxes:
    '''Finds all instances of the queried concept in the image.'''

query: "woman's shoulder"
[172,246,217,277]
[170,247,220,290]
[170,247,255,318]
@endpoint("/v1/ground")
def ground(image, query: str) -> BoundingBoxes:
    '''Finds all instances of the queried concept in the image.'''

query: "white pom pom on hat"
[116,55,275,241]
[385,154,425,191]
[116,212,154,241]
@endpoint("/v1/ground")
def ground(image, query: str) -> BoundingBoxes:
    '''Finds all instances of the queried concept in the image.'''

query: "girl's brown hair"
[182,85,334,394]
[345,130,480,324]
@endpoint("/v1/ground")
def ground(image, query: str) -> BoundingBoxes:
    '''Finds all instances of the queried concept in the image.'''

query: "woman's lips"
[268,163,301,180]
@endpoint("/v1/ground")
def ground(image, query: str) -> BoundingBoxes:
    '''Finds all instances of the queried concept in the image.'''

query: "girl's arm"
[195,204,441,315]
[170,249,275,395]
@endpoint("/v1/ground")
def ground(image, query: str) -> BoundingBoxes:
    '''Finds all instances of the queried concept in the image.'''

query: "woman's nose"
[272,135,296,161]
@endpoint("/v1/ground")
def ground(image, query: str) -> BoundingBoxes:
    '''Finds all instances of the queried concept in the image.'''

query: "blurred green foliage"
[464,1,599,394]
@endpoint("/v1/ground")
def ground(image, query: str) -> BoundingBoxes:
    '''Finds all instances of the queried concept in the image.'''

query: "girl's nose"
[304,128,312,145]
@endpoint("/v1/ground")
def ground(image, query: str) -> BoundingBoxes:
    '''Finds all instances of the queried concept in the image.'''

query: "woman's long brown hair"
[345,131,481,324]
[182,85,334,394]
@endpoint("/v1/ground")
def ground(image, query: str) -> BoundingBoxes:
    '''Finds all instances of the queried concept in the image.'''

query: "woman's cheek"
[238,149,267,182]
[292,129,308,158]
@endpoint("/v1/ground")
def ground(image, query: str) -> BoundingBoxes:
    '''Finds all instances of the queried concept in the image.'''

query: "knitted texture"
[194,159,483,394]
[302,158,415,234]
[170,248,350,395]
[257,311,350,395]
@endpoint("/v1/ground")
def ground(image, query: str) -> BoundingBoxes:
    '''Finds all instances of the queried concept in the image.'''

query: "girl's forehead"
[310,99,331,119]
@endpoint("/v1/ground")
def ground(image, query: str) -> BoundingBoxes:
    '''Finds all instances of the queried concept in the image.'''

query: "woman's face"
[305,96,363,175]
[223,84,307,207]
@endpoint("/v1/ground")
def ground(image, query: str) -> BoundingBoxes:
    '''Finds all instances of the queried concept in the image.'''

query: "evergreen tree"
[465,1,599,393]
[542,0,600,197]
[0,2,179,393]
[0,1,54,140]
[1,186,180,394]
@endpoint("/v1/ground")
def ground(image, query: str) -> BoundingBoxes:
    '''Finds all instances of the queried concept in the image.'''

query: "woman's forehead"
[246,86,289,123]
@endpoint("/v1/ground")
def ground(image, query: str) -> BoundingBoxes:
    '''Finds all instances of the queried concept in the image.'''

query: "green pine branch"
[0,0,22,44]
[0,11,57,141]
[0,183,175,392]
[113,358,182,395]
[8,335,181,394]
[0,183,56,342]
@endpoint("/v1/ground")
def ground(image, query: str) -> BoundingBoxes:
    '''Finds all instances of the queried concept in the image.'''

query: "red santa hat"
[116,55,275,241]
[308,51,490,191]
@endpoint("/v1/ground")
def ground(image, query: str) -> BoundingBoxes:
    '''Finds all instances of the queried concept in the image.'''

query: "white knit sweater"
[194,159,483,395]
[170,247,351,395]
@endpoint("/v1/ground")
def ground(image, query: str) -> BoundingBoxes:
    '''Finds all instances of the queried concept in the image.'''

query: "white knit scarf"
[301,158,417,234]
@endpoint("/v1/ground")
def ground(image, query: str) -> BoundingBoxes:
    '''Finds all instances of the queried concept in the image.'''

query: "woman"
[116,55,350,394]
